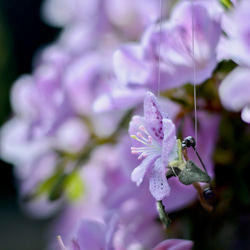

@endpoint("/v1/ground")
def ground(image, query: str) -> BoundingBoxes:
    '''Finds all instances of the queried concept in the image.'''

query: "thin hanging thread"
[191,0,198,147]
[157,0,197,144]
[157,0,163,99]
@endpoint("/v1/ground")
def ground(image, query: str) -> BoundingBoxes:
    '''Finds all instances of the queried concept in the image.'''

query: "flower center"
[130,125,161,160]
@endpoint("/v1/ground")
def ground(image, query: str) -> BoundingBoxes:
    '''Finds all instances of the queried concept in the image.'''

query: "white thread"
[170,166,178,177]
[157,0,163,99]
[191,0,198,147]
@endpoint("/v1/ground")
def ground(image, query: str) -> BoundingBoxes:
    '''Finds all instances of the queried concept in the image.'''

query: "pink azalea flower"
[129,92,177,201]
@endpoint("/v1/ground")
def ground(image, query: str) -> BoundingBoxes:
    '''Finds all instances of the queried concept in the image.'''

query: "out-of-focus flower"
[0,117,51,167]
[57,213,119,250]
[63,50,125,138]
[17,152,64,218]
[51,141,165,250]
[143,0,221,89]
[53,118,90,153]
[0,5,130,209]
[152,239,193,250]
[41,0,166,38]
[95,0,222,111]
[129,92,177,200]
[57,214,193,250]
[219,67,250,123]
[217,0,250,66]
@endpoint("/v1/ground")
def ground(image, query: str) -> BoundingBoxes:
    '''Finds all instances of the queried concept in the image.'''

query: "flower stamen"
[130,126,161,160]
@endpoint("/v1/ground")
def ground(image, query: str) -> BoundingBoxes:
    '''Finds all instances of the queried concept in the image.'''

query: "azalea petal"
[10,75,37,118]
[144,92,165,143]
[0,118,51,167]
[153,239,193,250]
[94,87,147,112]
[73,219,106,249]
[241,104,250,123]
[113,45,151,85]
[104,212,119,249]
[161,118,177,165]
[129,115,147,148]
[149,158,170,200]
[64,53,101,115]
[219,0,250,67]
[219,67,250,112]
[129,115,145,130]
[53,118,90,153]
[131,154,159,186]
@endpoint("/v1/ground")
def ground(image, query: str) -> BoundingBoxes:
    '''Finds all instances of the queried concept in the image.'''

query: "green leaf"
[220,0,233,10]
[36,170,63,195]
[63,171,85,201]
[48,174,67,201]
[34,169,67,201]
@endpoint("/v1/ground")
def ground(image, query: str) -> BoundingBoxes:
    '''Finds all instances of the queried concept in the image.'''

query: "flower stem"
[157,200,171,229]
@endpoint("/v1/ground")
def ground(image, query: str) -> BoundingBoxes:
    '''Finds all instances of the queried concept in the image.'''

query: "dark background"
[0,0,59,249]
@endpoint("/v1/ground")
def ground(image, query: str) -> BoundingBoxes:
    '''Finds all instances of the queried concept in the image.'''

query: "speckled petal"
[144,92,165,143]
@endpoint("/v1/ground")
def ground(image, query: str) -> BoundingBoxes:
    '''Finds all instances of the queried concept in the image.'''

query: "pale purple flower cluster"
[2,0,250,249]
[0,0,197,248]
[1,0,154,216]
[94,0,222,111]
